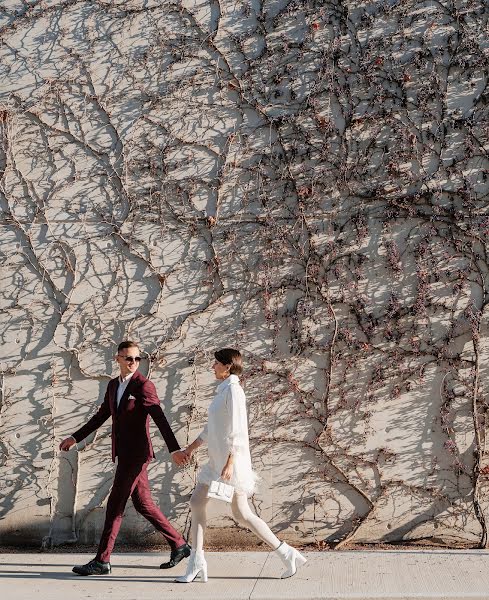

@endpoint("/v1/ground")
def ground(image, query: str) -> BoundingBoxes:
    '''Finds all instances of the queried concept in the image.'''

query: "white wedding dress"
[197,374,258,496]
[176,374,307,584]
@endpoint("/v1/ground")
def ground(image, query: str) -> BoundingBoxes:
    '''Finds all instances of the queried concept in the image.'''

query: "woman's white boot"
[174,550,208,583]
[274,542,307,578]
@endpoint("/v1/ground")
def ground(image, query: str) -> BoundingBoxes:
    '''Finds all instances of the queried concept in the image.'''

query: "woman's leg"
[231,493,307,579]
[189,483,209,552]
[175,483,209,583]
[231,491,280,549]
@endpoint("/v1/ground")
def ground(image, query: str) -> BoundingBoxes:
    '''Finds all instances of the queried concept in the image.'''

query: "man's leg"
[95,461,145,563]
[131,462,186,550]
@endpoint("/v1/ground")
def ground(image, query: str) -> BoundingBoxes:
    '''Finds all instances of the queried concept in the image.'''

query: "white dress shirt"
[116,372,134,408]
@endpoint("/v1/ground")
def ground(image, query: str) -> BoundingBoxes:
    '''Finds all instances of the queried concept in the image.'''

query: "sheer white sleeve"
[198,423,208,443]
[225,384,249,455]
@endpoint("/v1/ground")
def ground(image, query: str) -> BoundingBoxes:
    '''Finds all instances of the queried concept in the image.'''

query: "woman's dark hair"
[214,348,243,376]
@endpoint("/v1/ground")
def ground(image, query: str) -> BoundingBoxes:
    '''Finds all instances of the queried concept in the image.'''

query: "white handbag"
[207,479,235,503]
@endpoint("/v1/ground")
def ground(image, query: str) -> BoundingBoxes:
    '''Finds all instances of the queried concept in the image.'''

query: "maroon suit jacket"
[72,370,180,463]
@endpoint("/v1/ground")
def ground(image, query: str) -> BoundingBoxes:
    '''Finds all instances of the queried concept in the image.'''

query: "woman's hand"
[221,457,234,481]
[185,437,204,457]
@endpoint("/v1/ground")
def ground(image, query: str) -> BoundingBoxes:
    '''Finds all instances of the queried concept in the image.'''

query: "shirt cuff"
[170,449,181,455]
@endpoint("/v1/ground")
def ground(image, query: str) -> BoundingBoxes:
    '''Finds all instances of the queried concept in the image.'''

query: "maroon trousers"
[95,460,186,563]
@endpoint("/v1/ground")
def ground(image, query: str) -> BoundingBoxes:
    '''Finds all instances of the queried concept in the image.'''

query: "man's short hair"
[117,340,140,353]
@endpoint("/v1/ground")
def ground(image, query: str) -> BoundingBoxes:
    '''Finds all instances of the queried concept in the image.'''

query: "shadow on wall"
[1,0,488,547]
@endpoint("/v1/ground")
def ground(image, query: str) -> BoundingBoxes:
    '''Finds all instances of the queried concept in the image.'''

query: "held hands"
[179,437,203,464]
[59,436,76,451]
[171,450,190,467]
[171,444,199,468]
[182,447,193,460]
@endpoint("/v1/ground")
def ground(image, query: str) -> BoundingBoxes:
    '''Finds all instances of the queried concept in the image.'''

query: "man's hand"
[172,450,189,467]
[59,436,76,451]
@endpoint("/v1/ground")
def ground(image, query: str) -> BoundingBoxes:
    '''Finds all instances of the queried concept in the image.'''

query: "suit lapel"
[117,371,140,413]
[117,381,132,413]
[110,378,119,414]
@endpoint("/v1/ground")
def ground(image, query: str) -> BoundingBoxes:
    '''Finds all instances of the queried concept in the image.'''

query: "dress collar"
[216,374,239,393]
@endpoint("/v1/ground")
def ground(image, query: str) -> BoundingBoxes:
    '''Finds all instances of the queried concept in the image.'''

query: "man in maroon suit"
[59,340,191,575]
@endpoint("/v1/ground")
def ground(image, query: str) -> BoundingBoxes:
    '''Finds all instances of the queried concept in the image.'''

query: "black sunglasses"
[118,355,141,363]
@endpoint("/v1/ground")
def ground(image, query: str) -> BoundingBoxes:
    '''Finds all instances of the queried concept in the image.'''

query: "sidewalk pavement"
[0,550,487,600]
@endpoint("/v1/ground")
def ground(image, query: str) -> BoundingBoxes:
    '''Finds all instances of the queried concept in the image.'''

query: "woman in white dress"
[176,348,306,583]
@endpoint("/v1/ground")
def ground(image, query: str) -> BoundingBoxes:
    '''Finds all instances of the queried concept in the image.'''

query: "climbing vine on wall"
[0,0,489,547]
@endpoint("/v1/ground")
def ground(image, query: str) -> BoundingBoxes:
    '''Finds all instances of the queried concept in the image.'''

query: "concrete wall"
[1,0,489,548]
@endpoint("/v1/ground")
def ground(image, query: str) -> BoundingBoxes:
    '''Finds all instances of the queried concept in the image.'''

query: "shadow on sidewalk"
[0,570,277,582]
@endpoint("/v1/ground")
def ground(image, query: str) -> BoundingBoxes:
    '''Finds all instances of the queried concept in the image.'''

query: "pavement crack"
[249,551,269,600]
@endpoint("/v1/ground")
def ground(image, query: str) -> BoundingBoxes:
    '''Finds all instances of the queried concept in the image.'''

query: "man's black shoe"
[159,543,191,569]
[72,559,111,576]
